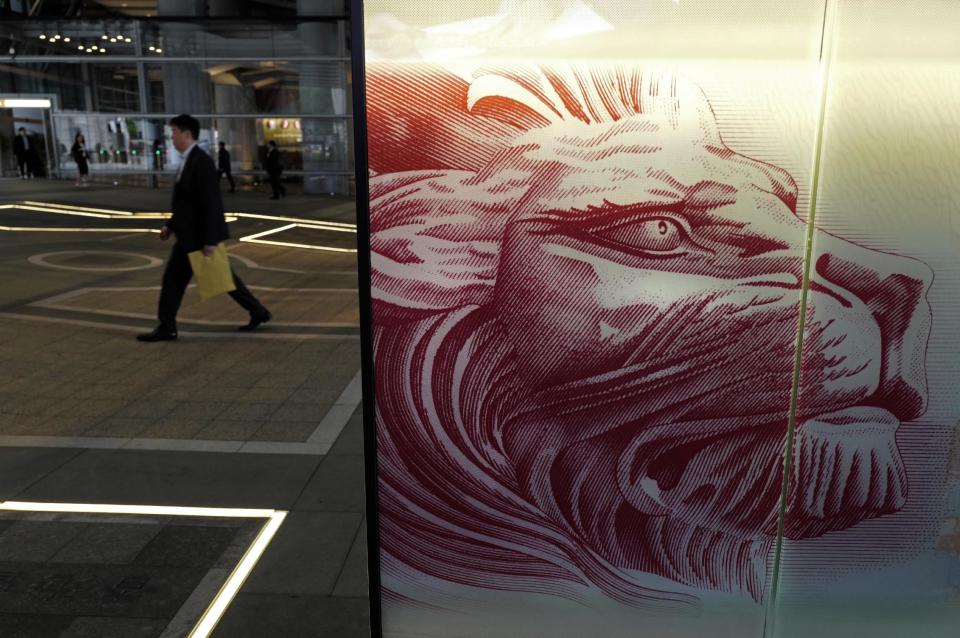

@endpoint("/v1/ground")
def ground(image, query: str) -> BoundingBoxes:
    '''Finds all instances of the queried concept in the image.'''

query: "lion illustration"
[367,63,932,608]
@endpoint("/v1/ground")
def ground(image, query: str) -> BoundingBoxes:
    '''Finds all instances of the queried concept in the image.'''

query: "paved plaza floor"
[0,177,369,637]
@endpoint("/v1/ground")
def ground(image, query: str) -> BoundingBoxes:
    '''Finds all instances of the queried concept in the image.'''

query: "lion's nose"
[811,232,932,421]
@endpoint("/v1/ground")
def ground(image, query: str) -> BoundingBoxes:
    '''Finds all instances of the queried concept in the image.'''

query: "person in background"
[264,140,286,200]
[217,141,236,193]
[137,114,272,342]
[71,132,90,187]
[13,127,32,179]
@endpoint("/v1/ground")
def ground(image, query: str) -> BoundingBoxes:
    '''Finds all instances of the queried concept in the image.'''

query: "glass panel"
[776,1,960,636]
[50,113,351,194]
[361,1,827,636]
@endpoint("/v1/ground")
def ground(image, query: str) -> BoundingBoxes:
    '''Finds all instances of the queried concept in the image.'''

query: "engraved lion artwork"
[367,64,932,607]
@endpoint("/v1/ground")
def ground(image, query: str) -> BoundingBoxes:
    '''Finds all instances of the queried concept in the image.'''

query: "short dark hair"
[169,114,199,139]
[268,140,277,147]
[219,141,225,147]
[18,127,25,133]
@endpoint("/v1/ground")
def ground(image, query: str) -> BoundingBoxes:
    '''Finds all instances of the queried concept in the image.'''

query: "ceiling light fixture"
[38,34,46,39]
[64,37,71,42]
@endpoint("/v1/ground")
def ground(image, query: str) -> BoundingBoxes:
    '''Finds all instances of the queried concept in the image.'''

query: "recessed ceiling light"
[124,38,132,43]
[39,34,46,39]
[99,47,106,53]
[101,35,108,40]
[109,38,117,42]
[77,45,84,50]
[155,48,162,53]
[64,37,71,42]
[148,45,155,51]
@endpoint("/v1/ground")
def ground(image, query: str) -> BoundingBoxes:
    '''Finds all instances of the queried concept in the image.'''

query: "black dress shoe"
[137,326,178,342]
[238,311,272,332]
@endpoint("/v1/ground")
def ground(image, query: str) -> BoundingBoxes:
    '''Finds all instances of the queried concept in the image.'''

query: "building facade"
[0,0,353,194]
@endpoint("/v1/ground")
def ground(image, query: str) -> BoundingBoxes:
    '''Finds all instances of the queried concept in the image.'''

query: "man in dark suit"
[138,114,272,342]
[13,127,32,179]
[217,141,236,193]
[264,140,286,200]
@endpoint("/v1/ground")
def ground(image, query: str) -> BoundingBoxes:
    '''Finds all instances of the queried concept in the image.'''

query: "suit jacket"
[264,147,282,176]
[14,135,31,158]
[218,148,231,172]
[168,146,230,252]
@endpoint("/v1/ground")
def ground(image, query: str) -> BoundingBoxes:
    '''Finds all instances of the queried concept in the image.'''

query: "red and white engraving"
[367,64,932,605]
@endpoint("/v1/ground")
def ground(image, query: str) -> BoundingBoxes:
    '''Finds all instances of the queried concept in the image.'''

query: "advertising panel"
[353,2,960,636]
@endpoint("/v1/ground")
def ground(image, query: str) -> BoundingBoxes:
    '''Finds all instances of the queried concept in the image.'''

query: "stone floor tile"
[141,419,210,439]
[17,449,322,509]
[294,455,365,512]
[0,447,82,499]
[212,594,370,638]
[193,420,262,441]
[60,616,168,638]
[135,524,238,568]
[217,402,280,422]
[0,521,88,562]
[250,421,317,443]
[333,521,369,598]
[243,511,362,596]
[51,523,161,565]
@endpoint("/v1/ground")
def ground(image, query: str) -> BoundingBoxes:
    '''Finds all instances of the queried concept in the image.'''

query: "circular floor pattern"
[28,250,163,272]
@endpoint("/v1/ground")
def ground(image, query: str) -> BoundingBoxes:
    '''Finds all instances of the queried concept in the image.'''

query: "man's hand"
[203,244,218,257]
[159,225,171,241]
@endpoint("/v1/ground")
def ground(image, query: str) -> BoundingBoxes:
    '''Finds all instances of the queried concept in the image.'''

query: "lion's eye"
[594,217,685,253]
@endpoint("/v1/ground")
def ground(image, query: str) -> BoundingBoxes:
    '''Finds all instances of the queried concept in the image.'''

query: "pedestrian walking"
[217,141,236,193]
[137,114,272,342]
[71,132,90,186]
[13,127,32,179]
[264,140,286,200]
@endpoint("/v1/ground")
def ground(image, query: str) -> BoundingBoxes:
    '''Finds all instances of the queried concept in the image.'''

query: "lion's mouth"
[785,404,907,537]
[614,404,909,540]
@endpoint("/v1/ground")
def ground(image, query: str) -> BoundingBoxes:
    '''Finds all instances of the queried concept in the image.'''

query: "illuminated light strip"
[234,212,356,230]
[241,238,357,253]
[0,501,287,638]
[22,200,135,215]
[237,222,358,253]
[0,226,159,233]
[16,205,113,218]
[238,223,297,242]
[188,511,287,638]
[7,202,352,230]
[0,501,276,518]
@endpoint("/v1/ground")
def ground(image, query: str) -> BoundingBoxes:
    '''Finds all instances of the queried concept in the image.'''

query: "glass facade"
[0,1,353,194]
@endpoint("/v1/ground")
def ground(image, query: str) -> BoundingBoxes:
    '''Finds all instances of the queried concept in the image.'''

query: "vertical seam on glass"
[765,1,837,636]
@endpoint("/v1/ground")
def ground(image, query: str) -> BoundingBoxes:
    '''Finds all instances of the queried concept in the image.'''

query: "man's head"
[169,114,200,153]
[268,140,277,148]
[219,142,225,149]
[18,127,26,135]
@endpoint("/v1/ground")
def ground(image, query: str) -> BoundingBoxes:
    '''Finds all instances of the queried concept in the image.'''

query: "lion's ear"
[367,64,519,174]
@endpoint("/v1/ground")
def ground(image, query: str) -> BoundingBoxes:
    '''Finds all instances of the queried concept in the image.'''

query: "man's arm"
[197,155,224,255]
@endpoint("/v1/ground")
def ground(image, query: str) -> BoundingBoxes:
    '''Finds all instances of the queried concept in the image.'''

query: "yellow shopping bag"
[188,244,236,302]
